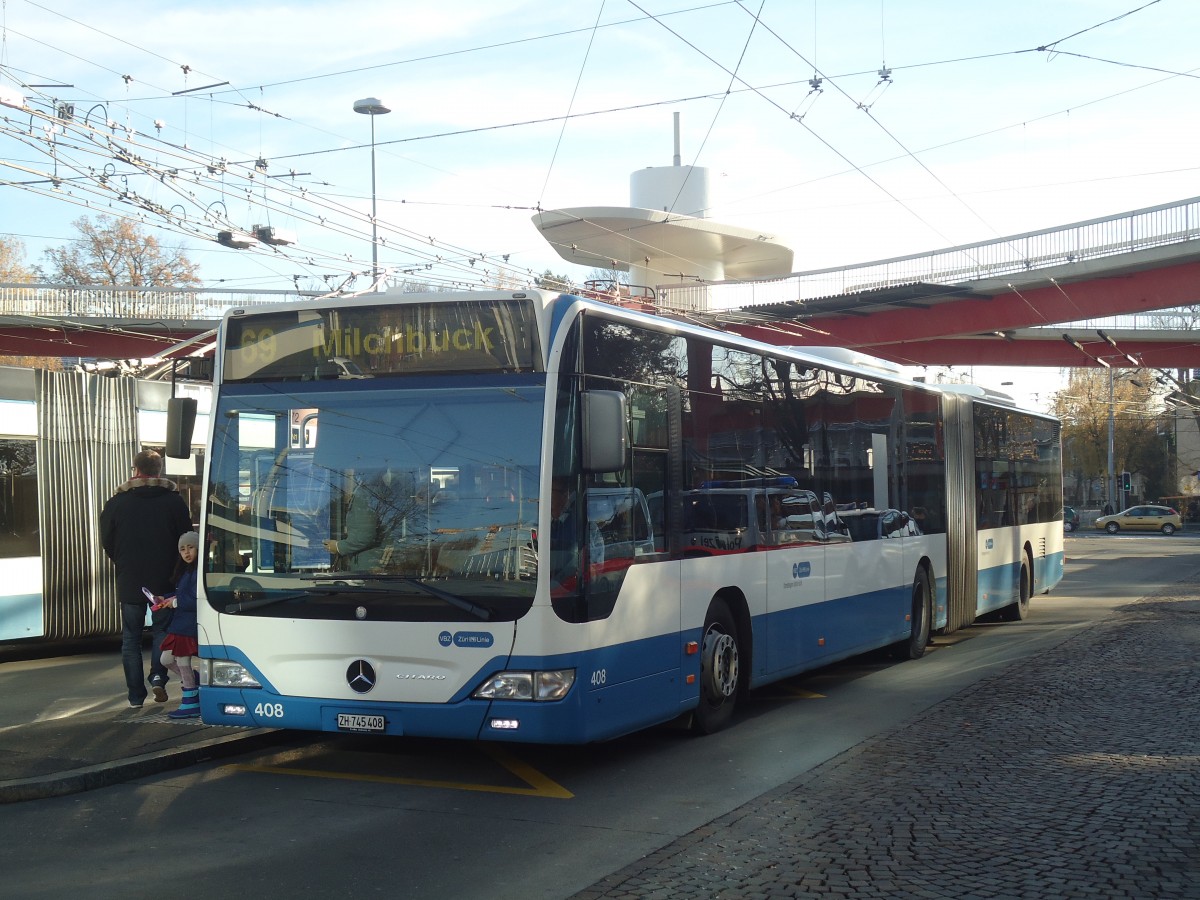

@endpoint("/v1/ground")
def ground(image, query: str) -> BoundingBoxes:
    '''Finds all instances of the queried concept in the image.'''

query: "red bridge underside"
[2,261,1199,367]
[728,260,1200,368]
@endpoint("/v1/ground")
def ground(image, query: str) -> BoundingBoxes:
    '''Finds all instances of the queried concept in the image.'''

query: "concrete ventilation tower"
[532,113,794,307]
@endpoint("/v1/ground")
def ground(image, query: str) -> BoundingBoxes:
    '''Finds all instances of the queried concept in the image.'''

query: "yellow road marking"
[483,746,574,798]
[230,744,573,799]
[771,685,826,699]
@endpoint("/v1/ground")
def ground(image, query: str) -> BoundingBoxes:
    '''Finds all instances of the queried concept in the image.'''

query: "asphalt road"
[3,530,1197,900]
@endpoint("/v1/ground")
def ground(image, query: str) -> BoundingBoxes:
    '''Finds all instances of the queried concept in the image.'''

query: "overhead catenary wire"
[535,1,607,209]
[0,100,552,290]
[4,82,746,291]
[0,0,1192,303]
[623,0,989,266]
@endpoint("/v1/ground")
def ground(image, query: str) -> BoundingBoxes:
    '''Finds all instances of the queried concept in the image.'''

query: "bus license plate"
[337,713,385,733]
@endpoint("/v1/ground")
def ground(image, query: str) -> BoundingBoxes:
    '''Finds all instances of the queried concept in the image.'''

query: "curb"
[0,728,284,804]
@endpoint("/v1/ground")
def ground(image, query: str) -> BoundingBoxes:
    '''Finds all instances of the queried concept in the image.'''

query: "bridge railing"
[1041,312,1200,332]
[657,195,1200,312]
[0,284,319,319]
[5,192,1200,327]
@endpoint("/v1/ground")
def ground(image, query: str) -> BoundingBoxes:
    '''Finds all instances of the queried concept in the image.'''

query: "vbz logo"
[792,561,811,579]
[985,538,994,550]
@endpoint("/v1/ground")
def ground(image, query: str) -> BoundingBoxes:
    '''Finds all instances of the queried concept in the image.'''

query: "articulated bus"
[0,366,207,643]
[184,289,1063,743]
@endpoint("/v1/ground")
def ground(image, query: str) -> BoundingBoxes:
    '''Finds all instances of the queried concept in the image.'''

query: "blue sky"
[1,0,1197,405]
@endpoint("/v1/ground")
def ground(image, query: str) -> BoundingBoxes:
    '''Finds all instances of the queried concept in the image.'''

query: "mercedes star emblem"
[346,659,377,694]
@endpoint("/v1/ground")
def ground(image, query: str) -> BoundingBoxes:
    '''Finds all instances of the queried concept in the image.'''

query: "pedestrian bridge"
[658,194,1200,369]
[3,194,1200,367]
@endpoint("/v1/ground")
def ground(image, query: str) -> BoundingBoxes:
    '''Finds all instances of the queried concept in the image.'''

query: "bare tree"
[1147,307,1200,331]
[0,237,35,283]
[534,269,575,293]
[488,268,532,291]
[1053,368,1168,504]
[0,355,64,370]
[587,265,627,287]
[1,238,63,368]
[42,215,201,315]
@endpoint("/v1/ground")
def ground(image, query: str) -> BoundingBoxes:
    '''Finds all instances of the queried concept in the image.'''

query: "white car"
[839,508,922,542]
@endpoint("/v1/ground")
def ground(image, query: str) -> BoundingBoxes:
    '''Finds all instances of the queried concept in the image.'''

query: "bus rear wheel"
[692,599,740,734]
[1002,558,1032,621]
[893,568,932,660]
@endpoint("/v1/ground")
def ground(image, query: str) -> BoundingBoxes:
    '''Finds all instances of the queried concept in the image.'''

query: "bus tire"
[893,568,932,659]
[1003,557,1032,622]
[692,598,740,734]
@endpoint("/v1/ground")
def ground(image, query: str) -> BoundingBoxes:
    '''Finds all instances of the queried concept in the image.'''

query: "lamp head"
[353,97,391,116]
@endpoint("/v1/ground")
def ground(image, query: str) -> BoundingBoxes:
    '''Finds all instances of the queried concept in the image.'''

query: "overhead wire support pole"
[1095,330,1142,508]
[1109,367,1116,510]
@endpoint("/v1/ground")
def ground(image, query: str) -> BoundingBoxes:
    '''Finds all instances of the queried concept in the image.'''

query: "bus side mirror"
[165,397,198,459]
[581,390,627,473]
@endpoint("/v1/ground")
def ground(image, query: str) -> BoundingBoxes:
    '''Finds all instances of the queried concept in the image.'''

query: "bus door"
[836,506,908,648]
[764,489,827,673]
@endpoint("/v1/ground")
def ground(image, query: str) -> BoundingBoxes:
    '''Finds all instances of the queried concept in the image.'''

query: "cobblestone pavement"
[572,586,1200,899]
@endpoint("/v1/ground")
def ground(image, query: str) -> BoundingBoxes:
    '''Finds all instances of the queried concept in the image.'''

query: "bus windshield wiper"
[225,584,385,613]
[398,577,492,621]
[226,590,316,614]
[314,578,496,619]
[353,575,492,620]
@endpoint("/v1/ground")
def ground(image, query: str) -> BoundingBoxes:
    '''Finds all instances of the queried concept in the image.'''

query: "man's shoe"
[152,684,168,703]
[128,699,144,708]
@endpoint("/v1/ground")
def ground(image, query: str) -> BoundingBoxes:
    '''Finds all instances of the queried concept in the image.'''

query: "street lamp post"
[1107,368,1116,510]
[353,97,391,291]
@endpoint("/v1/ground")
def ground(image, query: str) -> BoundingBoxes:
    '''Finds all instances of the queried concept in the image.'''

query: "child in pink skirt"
[155,531,200,719]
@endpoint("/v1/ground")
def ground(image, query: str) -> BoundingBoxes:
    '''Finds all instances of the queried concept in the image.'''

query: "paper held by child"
[142,586,176,611]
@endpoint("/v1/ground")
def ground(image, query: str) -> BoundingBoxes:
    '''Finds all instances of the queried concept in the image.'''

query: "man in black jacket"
[100,450,193,708]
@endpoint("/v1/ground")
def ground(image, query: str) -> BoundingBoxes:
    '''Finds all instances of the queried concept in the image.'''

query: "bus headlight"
[472,669,575,701]
[208,659,262,689]
[534,669,575,700]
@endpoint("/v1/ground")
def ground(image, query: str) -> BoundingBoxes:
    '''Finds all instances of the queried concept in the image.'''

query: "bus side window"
[754,495,769,531]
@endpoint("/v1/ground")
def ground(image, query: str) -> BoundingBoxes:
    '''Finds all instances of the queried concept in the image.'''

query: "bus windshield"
[204,379,544,622]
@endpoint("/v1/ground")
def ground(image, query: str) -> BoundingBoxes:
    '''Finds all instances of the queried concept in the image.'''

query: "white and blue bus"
[0,366,207,643]
[186,289,1063,742]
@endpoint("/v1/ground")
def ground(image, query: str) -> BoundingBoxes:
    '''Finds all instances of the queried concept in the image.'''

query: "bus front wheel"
[693,599,740,734]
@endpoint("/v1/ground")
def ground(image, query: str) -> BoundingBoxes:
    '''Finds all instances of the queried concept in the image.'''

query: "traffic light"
[1121,471,1132,492]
